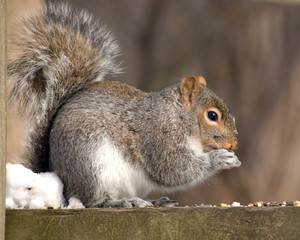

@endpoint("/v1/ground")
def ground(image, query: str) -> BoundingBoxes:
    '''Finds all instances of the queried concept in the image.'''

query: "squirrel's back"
[8,3,121,172]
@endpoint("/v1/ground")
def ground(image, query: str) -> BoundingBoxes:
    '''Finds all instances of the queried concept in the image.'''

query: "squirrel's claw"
[149,197,178,207]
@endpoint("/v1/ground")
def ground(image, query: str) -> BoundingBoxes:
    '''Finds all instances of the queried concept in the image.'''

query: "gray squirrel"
[8,3,241,207]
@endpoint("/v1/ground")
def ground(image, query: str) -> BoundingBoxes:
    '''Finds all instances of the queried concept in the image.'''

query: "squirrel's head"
[180,75,238,152]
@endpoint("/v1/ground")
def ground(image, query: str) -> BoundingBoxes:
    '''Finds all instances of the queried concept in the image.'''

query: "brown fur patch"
[85,81,148,99]
[180,75,204,108]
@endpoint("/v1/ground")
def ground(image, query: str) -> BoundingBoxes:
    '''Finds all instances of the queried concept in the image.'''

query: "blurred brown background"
[7,0,300,206]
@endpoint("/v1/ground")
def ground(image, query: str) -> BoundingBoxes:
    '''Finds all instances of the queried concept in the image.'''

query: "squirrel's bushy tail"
[8,3,121,172]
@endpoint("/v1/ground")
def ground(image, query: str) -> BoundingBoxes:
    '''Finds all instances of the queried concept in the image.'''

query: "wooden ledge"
[5,207,300,239]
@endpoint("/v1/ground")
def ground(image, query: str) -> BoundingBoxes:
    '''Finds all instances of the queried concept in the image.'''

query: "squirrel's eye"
[207,111,218,122]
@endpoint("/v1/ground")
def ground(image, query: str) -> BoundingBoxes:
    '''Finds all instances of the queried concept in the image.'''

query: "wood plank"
[0,0,7,239]
[5,207,300,240]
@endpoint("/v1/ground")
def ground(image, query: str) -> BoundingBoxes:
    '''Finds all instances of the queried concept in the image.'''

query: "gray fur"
[8,3,121,171]
[50,81,240,207]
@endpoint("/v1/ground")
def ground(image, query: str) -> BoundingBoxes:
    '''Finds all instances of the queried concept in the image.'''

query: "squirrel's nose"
[230,142,238,151]
[223,141,238,151]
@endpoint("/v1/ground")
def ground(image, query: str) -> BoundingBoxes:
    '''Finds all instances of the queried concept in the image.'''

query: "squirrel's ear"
[196,75,206,86]
[180,75,205,108]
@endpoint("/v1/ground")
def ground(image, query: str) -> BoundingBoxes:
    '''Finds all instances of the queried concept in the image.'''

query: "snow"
[6,163,84,209]
[231,201,241,207]
[66,197,85,209]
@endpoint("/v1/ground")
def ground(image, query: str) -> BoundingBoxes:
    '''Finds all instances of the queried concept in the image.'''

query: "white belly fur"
[93,138,155,200]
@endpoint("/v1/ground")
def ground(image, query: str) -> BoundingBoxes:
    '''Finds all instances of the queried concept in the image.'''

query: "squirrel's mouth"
[203,145,218,152]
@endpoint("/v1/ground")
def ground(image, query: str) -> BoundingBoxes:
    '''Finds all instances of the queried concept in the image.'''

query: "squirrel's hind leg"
[101,197,153,208]
[99,197,178,208]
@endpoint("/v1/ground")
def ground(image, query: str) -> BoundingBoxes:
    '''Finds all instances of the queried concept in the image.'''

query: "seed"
[285,201,294,206]
[198,204,213,207]
[269,202,281,207]
[254,201,263,207]
[220,203,230,207]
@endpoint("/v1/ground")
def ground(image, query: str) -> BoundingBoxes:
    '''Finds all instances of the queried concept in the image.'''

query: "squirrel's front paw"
[209,149,241,171]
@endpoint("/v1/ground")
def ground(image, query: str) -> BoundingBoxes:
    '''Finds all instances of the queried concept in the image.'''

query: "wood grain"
[5,207,300,240]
